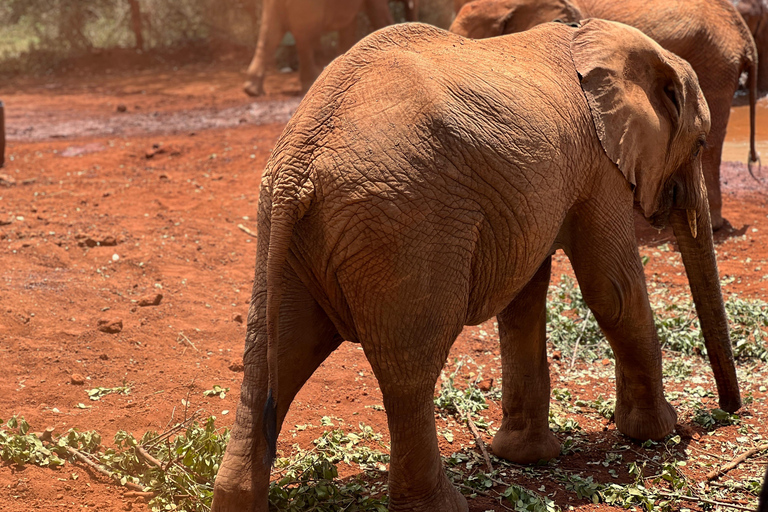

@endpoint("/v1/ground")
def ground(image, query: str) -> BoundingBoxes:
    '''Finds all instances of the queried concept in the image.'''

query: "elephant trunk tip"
[262,390,277,467]
[748,152,762,182]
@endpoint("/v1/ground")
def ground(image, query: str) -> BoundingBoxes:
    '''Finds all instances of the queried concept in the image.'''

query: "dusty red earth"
[0,57,767,511]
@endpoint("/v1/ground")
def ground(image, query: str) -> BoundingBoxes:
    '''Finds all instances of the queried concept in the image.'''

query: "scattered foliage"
[547,276,768,362]
[85,381,132,401]
[268,424,390,511]
[203,385,229,399]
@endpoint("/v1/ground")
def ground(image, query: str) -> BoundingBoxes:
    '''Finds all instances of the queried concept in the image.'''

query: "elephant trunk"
[669,171,741,412]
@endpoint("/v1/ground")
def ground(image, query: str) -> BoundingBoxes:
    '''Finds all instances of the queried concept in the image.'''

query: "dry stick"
[136,445,163,468]
[177,332,198,352]
[237,223,257,237]
[143,413,199,450]
[453,402,494,473]
[65,446,147,493]
[123,491,157,499]
[568,310,592,371]
[706,443,768,481]
[451,478,513,511]
[709,481,752,492]
[656,490,756,511]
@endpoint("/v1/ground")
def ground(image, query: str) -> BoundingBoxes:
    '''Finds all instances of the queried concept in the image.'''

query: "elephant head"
[573,19,741,412]
[450,0,582,38]
[733,0,768,93]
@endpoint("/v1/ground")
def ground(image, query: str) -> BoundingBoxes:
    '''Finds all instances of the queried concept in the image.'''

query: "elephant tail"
[262,170,316,467]
[747,50,761,180]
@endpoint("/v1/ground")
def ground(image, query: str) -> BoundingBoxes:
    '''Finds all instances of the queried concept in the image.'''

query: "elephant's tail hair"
[262,173,315,468]
[747,49,761,180]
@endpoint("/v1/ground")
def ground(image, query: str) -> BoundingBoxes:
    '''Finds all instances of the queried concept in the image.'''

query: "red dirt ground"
[0,59,767,511]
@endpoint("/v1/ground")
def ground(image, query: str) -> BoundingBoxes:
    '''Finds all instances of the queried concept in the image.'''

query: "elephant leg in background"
[491,256,561,464]
[361,312,468,511]
[244,2,285,97]
[293,31,324,94]
[211,265,342,512]
[365,0,396,30]
[338,21,359,54]
[567,200,677,441]
[700,92,732,231]
[403,0,419,22]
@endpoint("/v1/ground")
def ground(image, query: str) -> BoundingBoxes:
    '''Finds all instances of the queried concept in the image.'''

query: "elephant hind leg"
[244,1,286,97]
[700,94,731,231]
[492,256,561,464]
[359,310,468,511]
[212,264,342,512]
[293,33,323,94]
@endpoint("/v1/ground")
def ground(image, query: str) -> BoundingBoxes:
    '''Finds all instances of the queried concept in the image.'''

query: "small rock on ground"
[229,360,244,372]
[477,377,494,392]
[138,293,163,307]
[97,318,123,334]
[70,373,85,385]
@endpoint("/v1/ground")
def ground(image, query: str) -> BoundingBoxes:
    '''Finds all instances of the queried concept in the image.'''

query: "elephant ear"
[571,18,685,215]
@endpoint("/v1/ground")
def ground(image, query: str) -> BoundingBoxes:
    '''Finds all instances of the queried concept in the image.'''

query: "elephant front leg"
[568,205,676,441]
[492,256,561,464]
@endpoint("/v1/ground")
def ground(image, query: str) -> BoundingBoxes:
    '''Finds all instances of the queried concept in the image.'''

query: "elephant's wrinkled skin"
[759,466,768,512]
[244,0,418,97]
[732,0,768,93]
[213,20,740,512]
[451,0,759,230]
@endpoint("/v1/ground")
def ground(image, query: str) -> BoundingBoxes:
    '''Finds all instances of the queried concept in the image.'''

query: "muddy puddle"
[6,98,301,141]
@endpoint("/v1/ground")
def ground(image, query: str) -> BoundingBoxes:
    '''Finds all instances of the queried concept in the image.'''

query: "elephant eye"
[693,136,707,157]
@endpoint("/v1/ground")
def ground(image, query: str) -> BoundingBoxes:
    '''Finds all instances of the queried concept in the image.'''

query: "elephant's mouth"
[646,178,676,230]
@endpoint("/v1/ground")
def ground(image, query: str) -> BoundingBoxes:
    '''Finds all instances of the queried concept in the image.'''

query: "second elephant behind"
[451,0,760,230]
[244,0,418,97]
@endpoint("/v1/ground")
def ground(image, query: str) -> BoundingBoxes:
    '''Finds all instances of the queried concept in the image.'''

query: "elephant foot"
[710,211,725,231]
[388,477,468,512]
[212,439,269,512]
[243,80,265,97]
[491,426,560,464]
[615,398,677,441]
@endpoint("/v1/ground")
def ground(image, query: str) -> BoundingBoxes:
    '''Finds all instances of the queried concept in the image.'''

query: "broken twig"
[569,310,592,371]
[177,331,198,352]
[657,490,756,511]
[66,446,145,492]
[237,223,257,237]
[453,400,494,473]
[706,443,768,481]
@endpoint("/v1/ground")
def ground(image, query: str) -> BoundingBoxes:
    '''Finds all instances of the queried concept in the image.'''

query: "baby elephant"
[213,19,740,512]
